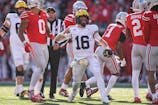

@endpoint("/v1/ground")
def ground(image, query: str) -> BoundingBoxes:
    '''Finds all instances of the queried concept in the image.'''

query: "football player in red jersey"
[126,0,148,103]
[142,0,158,104]
[18,0,54,102]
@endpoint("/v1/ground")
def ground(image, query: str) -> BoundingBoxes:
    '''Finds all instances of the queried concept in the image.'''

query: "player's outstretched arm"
[94,31,108,48]
[55,28,71,43]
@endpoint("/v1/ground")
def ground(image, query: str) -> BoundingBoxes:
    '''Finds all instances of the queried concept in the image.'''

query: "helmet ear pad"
[76,16,89,27]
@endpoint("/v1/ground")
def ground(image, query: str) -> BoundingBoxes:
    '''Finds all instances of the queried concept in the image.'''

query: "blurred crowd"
[0,0,147,84]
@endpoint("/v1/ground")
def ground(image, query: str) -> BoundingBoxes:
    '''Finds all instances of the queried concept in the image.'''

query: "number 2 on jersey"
[38,19,46,34]
[132,19,143,37]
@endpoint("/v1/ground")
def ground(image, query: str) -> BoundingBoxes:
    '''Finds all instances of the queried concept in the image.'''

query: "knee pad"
[79,58,88,69]
[16,68,24,76]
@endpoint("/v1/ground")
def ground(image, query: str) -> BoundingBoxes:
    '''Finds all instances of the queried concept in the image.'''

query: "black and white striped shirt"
[47,18,65,46]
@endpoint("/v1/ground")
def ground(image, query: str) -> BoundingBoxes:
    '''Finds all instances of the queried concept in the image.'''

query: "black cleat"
[16,90,28,97]
[108,95,114,100]
[79,82,86,97]
[40,92,45,98]
[49,93,55,99]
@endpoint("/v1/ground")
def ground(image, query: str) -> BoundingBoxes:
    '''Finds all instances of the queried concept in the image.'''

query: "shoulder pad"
[89,24,99,32]
[142,11,152,21]
[20,11,30,19]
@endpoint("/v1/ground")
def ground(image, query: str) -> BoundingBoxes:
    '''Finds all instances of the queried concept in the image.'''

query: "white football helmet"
[147,0,158,10]
[73,0,88,14]
[115,12,128,26]
[131,0,148,12]
[27,0,42,9]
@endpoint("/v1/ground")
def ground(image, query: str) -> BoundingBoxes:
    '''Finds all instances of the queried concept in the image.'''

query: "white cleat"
[102,96,111,104]
[68,92,76,102]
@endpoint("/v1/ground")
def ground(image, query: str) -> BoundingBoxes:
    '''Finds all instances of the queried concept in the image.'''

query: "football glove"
[103,49,113,57]
[24,41,32,53]
[120,58,126,67]
[49,33,55,40]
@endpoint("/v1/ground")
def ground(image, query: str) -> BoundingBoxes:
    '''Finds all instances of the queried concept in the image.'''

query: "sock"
[15,84,23,94]
[85,76,97,87]
[147,82,152,94]
[29,66,41,91]
[93,71,107,100]
[105,75,118,95]
[72,82,78,96]
[34,74,43,95]
[61,83,68,90]
[86,84,90,89]
[152,93,156,100]
[132,70,141,98]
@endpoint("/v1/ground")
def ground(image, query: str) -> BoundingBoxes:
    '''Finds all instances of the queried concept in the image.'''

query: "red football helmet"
[64,14,75,28]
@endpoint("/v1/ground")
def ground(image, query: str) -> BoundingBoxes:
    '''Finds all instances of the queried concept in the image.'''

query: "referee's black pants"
[41,46,60,97]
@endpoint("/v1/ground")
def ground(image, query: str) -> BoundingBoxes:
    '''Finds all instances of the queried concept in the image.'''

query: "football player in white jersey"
[55,10,111,104]
[0,0,29,97]
[59,0,98,98]
[79,11,128,100]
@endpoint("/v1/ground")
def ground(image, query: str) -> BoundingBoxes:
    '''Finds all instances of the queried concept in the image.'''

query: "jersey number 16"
[75,36,90,50]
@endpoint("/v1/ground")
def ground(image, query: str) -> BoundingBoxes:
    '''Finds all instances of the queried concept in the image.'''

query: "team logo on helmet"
[75,9,89,18]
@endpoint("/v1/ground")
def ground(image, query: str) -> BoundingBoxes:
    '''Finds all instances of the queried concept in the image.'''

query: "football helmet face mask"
[64,14,75,28]
[146,0,158,10]
[75,10,89,27]
[131,0,148,12]
[73,1,88,14]
[115,12,128,27]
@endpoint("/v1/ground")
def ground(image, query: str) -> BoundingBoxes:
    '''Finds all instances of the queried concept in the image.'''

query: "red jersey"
[126,12,146,45]
[20,10,48,44]
[142,10,158,46]
[102,23,125,50]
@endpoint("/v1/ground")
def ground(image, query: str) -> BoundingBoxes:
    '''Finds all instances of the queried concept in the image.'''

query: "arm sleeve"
[93,25,102,40]
[94,32,102,41]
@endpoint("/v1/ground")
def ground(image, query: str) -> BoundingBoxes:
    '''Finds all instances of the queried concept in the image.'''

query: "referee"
[41,7,65,99]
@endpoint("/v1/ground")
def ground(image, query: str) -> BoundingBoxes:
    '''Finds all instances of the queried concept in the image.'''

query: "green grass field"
[0,83,152,105]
